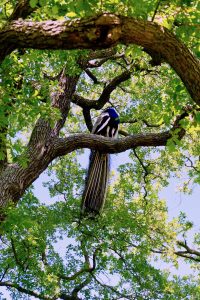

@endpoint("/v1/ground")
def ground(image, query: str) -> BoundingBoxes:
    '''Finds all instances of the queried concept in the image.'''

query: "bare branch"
[97,70,131,107]
[185,157,199,172]
[53,131,171,157]
[151,0,162,22]
[84,69,99,84]
[73,70,131,110]
[0,265,9,282]
[176,240,200,262]
[72,94,96,108]
[121,118,163,127]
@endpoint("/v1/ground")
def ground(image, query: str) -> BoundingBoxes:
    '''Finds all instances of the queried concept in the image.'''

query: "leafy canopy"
[0,0,199,299]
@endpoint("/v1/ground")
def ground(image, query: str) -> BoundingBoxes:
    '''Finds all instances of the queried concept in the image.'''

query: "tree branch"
[71,277,91,298]
[0,281,53,300]
[175,240,200,262]
[8,0,40,21]
[84,69,99,83]
[78,48,118,69]
[0,265,9,282]
[53,110,187,157]
[0,129,8,172]
[151,0,162,22]
[50,69,79,136]
[73,70,131,110]
[0,14,199,104]
[120,118,163,127]
[97,70,131,107]
[53,131,170,157]
[0,105,192,214]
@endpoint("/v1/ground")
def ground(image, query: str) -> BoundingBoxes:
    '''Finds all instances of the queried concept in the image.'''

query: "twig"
[10,238,25,271]
[0,265,9,282]
[151,0,162,22]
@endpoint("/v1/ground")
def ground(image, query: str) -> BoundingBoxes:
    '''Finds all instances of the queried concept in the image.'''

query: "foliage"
[0,0,199,299]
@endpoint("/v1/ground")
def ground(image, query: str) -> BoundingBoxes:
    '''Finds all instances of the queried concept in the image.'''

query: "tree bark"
[0,127,182,212]
[0,14,199,104]
[0,70,78,214]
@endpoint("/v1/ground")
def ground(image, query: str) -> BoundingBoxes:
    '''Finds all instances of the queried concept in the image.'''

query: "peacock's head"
[104,107,120,124]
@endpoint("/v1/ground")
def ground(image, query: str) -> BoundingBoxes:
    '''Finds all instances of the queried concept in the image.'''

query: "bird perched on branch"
[81,107,120,216]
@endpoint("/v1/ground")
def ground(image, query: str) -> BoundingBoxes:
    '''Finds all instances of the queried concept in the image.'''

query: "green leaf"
[52,5,59,15]
[39,0,46,6]
[195,112,200,123]
[29,0,38,8]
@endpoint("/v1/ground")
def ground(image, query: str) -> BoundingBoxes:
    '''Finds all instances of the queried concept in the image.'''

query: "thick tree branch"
[51,69,79,136]
[54,131,171,156]
[54,106,189,156]
[27,69,79,164]
[0,106,192,215]
[0,130,170,214]
[72,94,96,108]
[0,14,199,104]
[8,0,39,21]
[0,281,53,300]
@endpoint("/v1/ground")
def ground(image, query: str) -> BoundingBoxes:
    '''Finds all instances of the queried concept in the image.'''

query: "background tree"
[0,0,199,299]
